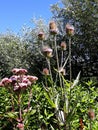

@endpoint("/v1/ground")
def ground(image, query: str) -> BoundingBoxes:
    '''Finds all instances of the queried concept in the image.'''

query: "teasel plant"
[38,21,81,130]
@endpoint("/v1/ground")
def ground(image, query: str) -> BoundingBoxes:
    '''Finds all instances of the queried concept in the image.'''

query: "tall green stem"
[54,35,59,71]
[54,35,62,88]
[60,50,64,68]
[69,38,72,84]
[68,37,72,130]
[46,58,53,85]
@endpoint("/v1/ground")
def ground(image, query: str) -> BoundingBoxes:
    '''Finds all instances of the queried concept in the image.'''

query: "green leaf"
[61,76,70,88]
[30,109,36,115]
[71,71,81,89]
[47,113,54,119]
[44,92,56,108]
[55,94,59,110]
[5,112,18,119]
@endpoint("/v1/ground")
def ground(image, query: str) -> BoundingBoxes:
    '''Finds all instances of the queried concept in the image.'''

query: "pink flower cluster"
[0,68,38,91]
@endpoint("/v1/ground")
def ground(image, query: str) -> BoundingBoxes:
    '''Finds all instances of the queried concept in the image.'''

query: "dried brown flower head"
[65,23,74,36]
[49,21,58,35]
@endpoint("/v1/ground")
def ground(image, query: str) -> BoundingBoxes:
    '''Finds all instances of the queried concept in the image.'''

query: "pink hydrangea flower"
[27,75,38,83]
[19,83,28,89]
[0,82,4,87]
[13,84,20,91]
[12,68,27,75]
[1,78,12,86]
[10,75,18,85]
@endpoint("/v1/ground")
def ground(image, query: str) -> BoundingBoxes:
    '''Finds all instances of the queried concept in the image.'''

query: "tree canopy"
[51,0,98,77]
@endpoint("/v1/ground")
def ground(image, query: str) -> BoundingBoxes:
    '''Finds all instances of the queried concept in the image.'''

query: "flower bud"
[1,78,12,87]
[42,46,53,58]
[49,21,58,35]
[65,23,74,36]
[12,68,27,75]
[38,31,45,40]
[43,68,49,75]
[27,75,38,83]
[60,41,67,50]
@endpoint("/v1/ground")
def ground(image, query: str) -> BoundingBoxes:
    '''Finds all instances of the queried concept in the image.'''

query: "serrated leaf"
[30,109,36,115]
[55,94,59,111]
[44,92,56,108]
[5,112,18,119]
[47,113,54,119]
[71,71,81,89]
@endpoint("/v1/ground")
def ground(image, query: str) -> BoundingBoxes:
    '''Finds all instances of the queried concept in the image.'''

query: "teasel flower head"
[42,46,53,58]
[49,21,58,35]
[43,68,49,76]
[65,23,74,36]
[60,41,67,50]
[38,31,45,40]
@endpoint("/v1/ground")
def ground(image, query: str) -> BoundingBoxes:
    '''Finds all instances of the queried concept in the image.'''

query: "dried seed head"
[60,41,67,50]
[42,46,53,58]
[43,68,49,75]
[38,31,45,40]
[49,21,58,35]
[65,23,74,36]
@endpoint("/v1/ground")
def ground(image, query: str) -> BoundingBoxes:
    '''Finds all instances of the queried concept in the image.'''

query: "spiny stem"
[41,40,44,47]
[46,58,53,85]
[54,35,62,88]
[54,35,59,71]
[68,37,72,130]
[69,37,72,84]
[60,50,64,68]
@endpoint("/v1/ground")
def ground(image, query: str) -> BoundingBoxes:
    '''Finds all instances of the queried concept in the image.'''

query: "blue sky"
[0,0,59,33]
